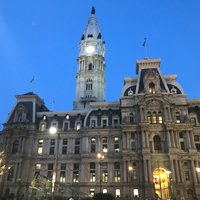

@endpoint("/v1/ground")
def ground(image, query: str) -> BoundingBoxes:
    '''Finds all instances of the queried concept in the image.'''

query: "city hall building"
[1,7,200,200]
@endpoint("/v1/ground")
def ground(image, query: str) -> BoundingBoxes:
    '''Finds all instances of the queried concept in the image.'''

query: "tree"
[0,151,11,176]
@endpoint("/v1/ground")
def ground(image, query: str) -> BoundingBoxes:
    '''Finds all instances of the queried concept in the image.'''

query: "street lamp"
[49,126,59,200]
[97,153,104,193]
[128,165,133,200]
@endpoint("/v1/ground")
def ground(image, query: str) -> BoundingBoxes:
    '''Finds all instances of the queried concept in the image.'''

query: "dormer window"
[76,122,81,131]
[14,105,27,122]
[149,82,155,94]
[40,122,46,132]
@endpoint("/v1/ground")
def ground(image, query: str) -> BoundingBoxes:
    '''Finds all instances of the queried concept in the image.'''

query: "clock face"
[85,45,95,54]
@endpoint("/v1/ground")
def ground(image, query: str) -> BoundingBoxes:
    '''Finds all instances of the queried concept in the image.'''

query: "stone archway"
[153,168,171,200]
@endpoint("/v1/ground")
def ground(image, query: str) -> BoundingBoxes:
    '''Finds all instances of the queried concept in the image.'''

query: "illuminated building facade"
[1,7,200,200]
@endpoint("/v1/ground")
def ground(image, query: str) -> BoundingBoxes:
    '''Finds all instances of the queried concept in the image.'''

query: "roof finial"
[91,6,95,14]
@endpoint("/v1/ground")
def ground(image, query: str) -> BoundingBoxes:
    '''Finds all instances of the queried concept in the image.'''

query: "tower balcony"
[80,96,97,102]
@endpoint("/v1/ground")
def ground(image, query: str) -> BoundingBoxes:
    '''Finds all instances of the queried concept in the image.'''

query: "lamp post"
[49,126,60,200]
[97,153,104,193]
[128,166,133,200]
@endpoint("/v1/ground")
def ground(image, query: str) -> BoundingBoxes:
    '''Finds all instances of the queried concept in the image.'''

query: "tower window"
[153,135,161,151]
[149,82,155,94]
[86,79,93,90]
[88,63,93,70]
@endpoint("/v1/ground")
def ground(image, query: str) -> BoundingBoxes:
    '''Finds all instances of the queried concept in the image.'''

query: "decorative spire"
[91,6,95,14]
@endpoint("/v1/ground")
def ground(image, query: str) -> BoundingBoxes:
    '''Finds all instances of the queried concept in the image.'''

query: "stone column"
[187,131,191,148]
[144,160,148,182]
[189,131,196,148]
[167,131,172,148]
[170,160,176,182]
[142,131,146,148]
[191,160,198,183]
[178,160,184,183]
[175,160,180,183]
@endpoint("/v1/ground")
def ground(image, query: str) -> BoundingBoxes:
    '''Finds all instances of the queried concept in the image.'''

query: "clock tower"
[74,7,106,110]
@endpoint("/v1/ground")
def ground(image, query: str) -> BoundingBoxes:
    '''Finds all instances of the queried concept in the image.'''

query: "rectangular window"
[90,170,96,182]
[184,171,190,181]
[75,138,80,154]
[35,164,41,170]
[61,163,66,170]
[37,139,43,155]
[48,163,54,170]
[91,137,96,153]
[63,139,68,145]
[114,137,120,152]
[50,139,55,145]
[114,119,119,128]
[102,119,107,128]
[49,146,55,155]
[180,142,185,150]
[60,171,66,183]
[90,189,95,197]
[114,162,120,182]
[102,137,108,153]
[102,162,108,183]
[90,162,96,182]
[62,146,67,154]
[116,189,120,197]
[133,189,139,197]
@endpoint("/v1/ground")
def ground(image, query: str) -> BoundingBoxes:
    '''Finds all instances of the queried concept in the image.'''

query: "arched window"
[88,63,93,70]
[149,82,155,94]
[153,135,161,151]
[12,140,19,154]
[152,112,157,123]
[86,79,93,90]
[158,112,163,123]
[147,112,152,123]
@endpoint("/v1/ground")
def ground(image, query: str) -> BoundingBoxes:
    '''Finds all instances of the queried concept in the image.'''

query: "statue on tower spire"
[91,6,95,14]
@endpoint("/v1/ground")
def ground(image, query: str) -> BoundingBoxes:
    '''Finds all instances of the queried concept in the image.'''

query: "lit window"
[35,164,41,170]
[102,137,108,153]
[116,189,120,197]
[158,112,163,123]
[176,112,181,123]
[76,122,81,131]
[90,189,95,197]
[40,123,46,132]
[103,189,107,194]
[147,112,152,123]
[37,140,43,155]
[114,137,120,152]
[149,82,155,94]
[133,189,139,197]
[152,112,157,123]
[60,171,66,183]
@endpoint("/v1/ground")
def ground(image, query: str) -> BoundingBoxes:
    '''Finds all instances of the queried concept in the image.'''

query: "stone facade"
[1,7,200,200]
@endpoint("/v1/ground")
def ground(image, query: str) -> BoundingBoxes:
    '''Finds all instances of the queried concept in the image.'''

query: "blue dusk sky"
[0,1,200,130]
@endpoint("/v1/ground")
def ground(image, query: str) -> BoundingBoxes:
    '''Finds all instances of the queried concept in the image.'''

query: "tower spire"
[74,7,106,110]
[91,6,95,14]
